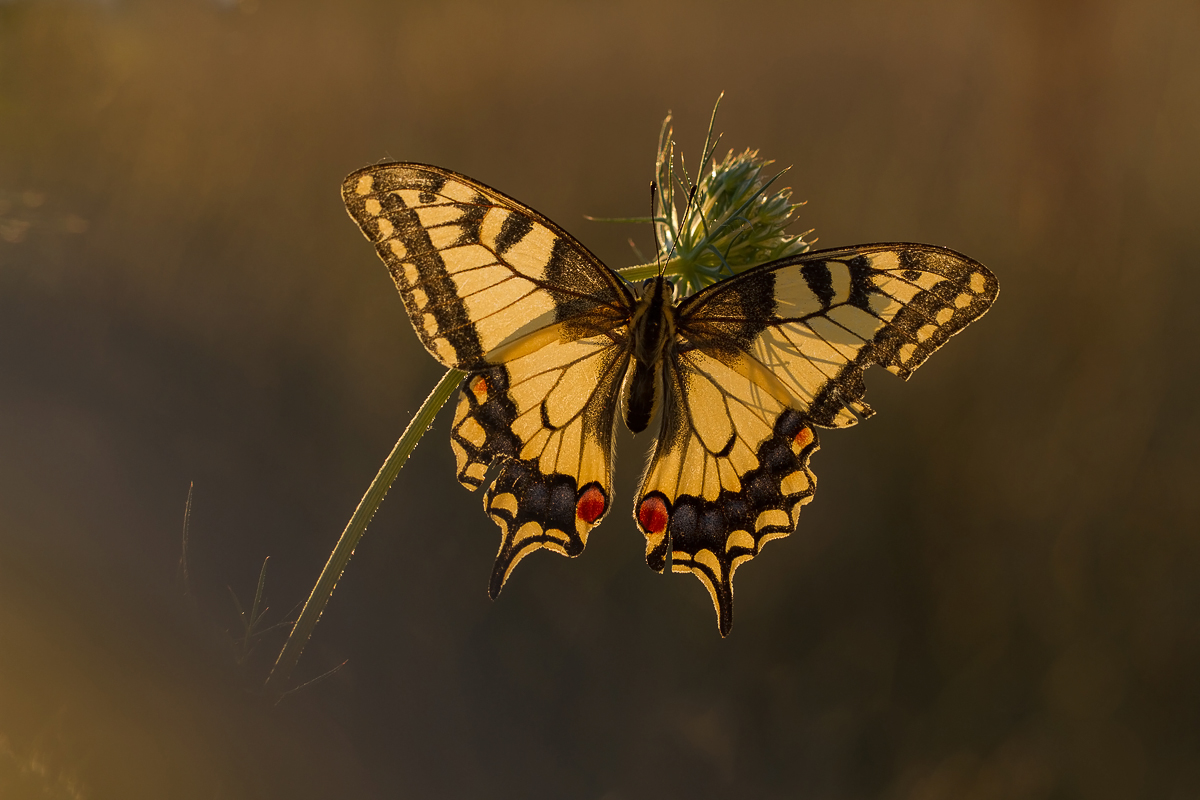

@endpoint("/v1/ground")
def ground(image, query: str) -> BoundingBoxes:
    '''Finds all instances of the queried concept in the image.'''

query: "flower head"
[616,98,812,296]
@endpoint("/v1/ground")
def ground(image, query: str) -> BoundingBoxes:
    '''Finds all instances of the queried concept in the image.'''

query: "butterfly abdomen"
[622,277,676,434]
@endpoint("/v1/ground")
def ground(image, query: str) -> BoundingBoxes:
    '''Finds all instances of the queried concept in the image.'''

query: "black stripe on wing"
[343,163,635,370]
[677,243,998,428]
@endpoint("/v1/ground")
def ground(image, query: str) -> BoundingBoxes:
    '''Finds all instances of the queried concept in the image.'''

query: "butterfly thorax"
[622,276,677,434]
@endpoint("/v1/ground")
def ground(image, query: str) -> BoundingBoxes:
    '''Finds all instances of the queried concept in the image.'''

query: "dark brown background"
[2,1,1198,798]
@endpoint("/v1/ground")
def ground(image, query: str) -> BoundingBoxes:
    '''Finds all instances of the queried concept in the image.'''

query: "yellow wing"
[637,243,998,635]
[636,349,820,637]
[343,163,637,596]
[452,334,629,597]
[342,163,631,369]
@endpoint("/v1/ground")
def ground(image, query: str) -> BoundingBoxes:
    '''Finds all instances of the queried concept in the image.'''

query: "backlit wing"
[636,350,821,637]
[343,163,636,595]
[342,162,631,369]
[452,332,630,597]
[637,243,998,635]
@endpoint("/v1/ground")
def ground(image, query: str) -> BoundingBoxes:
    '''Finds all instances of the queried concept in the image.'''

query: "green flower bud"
[616,99,812,296]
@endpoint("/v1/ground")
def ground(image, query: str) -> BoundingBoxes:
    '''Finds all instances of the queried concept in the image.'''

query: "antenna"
[663,183,698,267]
[660,97,720,270]
[650,180,663,275]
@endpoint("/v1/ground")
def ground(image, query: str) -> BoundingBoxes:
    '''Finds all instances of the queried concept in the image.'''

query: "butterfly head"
[636,275,679,305]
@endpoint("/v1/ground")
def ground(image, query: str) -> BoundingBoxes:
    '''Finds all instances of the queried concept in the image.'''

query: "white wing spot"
[512,521,544,547]
[417,204,466,227]
[459,417,486,447]
[432,337,456,363]
[490,492,518,516]
[912,272,942,291]
[936,307,954,324]
[397,189,438,208]
[442,244,496,274]
[450,439,467,470]
[827,261,852,304]
[440,181,478,203]
[503,223,556,280]
[694,549,723,580]
[869,251,900,270]
[403,262,418,285]
[389,239,408,259]
[899,342,917,362]
[868,291,903,319]
[364,198,382,216]
[480,207,511,250]
[970,272,987,293]
[780,471,809,495]
[410,287,428,308]
[954,292,972,309]
[754,509,790,532]
[428,225,462,249]
[917,324,938,342]
[376,218,394,239]
[727,530,756,552]
[355,175,373,195]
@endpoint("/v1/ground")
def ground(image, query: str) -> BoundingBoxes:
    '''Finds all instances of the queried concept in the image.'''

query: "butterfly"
[343,162,998,635]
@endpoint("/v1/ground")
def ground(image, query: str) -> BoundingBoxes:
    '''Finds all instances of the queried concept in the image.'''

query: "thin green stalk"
[265,367,464,695]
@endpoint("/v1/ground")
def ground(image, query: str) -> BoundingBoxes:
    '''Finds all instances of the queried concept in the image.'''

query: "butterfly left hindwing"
[454,332,629,597]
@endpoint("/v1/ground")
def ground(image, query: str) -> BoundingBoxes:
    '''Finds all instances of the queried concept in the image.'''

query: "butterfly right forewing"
[679,243,999,427]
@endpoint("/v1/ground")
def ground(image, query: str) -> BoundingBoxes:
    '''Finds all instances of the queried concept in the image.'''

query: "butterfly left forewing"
[637,243,997,635]
[344,163,639,597]
[342,162,631,369]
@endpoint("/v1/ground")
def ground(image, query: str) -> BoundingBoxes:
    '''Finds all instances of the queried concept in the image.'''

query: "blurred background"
[2,0,1198,797]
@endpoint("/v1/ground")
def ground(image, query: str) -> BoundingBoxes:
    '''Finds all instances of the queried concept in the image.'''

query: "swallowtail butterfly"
[343,163,997,635]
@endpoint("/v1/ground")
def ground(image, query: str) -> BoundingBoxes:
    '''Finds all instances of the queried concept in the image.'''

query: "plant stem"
[265,367,464,695]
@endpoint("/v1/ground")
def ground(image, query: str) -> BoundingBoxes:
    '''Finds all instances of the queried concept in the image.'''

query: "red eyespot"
[470,376,488,404]
[637,495,669,535]
[575,485,607,524]
[792,426,813,452]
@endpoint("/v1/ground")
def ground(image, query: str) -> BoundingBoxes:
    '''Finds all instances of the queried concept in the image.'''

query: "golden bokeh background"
[2,1,1198,798]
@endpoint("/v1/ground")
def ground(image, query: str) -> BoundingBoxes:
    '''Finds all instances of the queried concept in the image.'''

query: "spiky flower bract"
[614,97,813,296]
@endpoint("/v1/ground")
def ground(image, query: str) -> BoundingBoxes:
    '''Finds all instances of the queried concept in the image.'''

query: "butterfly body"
[343,162,998,635]
[623,276,676,434]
